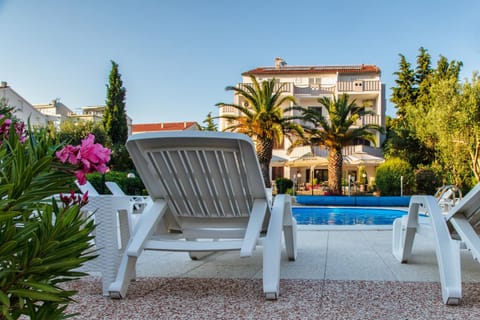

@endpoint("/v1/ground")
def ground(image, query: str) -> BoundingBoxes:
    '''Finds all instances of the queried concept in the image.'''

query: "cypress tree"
[104,60,128,146]
[197,112,218,131]
[390,54,416,118]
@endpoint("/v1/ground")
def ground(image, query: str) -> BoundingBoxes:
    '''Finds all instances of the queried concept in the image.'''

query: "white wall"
[0,85,48,127]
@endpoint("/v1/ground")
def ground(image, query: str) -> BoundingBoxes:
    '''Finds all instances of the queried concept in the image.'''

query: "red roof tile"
[132,122,198,133]
[242,64,381,76]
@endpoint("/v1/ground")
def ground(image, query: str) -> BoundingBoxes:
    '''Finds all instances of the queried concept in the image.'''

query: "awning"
[343,154,385,165]
[271,155,288,166]
[286,152,328,167]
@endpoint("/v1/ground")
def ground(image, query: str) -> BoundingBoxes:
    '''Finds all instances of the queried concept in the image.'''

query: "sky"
[0,0,479,124]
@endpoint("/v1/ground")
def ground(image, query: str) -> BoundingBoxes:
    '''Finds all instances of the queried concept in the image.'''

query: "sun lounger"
[392,183,480,305]
[107,131,297,299]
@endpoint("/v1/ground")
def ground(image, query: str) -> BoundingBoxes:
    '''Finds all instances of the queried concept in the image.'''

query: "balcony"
[288,144,383,160]
[221,105,237,114]
[237,82,292,93]
[354,114,381,126]
[293,86,335,96]
[337,80,380,92]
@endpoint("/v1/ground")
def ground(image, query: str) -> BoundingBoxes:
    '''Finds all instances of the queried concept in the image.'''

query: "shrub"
[87,171,148,195]
[275,178,293,194]
[415,167,440,195]
[0,109,103,319]
[375,158,414,196]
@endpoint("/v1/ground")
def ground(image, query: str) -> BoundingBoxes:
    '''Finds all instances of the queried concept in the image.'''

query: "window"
[271,167,284,181]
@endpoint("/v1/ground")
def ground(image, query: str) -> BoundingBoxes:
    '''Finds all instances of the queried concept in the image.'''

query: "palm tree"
[216,76,303,188]
[291,94,383,194]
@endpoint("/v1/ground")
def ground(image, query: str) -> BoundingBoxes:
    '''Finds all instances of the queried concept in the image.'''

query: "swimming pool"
[292,207,408,225]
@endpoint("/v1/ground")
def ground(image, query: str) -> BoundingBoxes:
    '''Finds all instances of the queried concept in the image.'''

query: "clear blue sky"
[1,0,479,124]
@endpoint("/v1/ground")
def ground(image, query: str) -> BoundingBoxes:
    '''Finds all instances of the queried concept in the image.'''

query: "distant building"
[68,105,133,136]
[132,122,198,134]
[0,81,48,126]
[1,82,134,135]
[218,58,386,188]
[34,100,75,127]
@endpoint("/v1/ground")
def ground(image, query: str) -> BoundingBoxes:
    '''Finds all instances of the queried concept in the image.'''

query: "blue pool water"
[292,207,408,225]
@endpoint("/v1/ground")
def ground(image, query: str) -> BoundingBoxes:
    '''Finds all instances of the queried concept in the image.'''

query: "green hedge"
[275,177,293,194]
[86,171,148,195]
[375,158,414,196]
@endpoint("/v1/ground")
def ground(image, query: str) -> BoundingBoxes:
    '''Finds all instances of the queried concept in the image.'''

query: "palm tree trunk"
[256,138,274,188]
[328,148,343,195]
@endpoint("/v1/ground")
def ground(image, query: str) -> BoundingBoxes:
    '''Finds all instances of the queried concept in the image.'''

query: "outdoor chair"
[105,181,150,214]
[392,183,480,305]
[107,131,297,299]
[435,185,462,213]
[77,195,133,295]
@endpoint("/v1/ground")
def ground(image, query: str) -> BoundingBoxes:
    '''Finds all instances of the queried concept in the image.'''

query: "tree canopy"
[386,47,479,191]
[216,76,303,187]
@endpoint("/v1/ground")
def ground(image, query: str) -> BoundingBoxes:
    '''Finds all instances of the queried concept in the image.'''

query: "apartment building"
[34,99,75,126]
[0,81,48,127]
[0,82,134,136]
[218,58,386,188]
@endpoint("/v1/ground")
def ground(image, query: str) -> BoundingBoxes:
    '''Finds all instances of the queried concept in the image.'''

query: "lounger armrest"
[240,199,267,257]
[127,200,168,257]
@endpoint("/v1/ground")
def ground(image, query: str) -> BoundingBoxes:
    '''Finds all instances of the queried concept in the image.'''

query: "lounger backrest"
[126,131,266,218]
[447,183,480,233]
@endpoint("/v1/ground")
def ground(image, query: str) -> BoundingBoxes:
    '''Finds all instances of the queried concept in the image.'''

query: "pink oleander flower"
[55,134,111,185]
[60,190,89,207]
[0,115,27,144]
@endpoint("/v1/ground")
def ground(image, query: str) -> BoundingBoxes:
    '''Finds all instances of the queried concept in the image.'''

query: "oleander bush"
[0,106,109,319]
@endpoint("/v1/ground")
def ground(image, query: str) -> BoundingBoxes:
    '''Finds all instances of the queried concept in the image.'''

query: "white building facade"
[0,81,48,127]
[218,58,386,191]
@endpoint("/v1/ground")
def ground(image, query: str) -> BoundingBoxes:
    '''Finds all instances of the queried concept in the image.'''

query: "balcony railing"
[293,86,335,96]
[289,144,383,159]
[221,105,236,113]
[237,82,292,93]
[237,80,380,97]
[355,114,380,126]
[337,80,380,92]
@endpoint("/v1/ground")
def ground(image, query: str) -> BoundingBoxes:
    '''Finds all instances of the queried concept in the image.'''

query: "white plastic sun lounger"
[108,131,297,299]
[105,181,150,213]
[435,185,462,213]
[392,183,480,305]
[76,180,100,196]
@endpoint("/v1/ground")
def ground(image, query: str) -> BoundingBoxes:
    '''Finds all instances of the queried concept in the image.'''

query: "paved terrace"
[65,228,480,319]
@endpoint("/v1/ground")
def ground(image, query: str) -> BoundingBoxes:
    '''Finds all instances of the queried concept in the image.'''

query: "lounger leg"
[282,196,297,261]
[108,254,137,299]
[392,204,421,263]
[263,197,285,300]
[118,209,136,280]
[283,218,297,261]
[427,204,462,305]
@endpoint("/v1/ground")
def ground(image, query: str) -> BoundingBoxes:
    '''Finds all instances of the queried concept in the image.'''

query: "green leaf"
[0,290,10,307]
[24,282,61,294]
[9,289,64,302]
[0,240,17,256]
